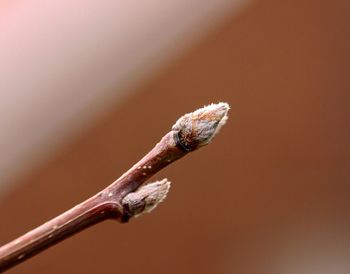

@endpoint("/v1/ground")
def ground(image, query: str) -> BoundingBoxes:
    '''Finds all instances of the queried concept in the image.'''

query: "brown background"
[1,0,349,273]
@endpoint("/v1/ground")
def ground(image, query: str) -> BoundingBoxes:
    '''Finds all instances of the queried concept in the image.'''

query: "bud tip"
[172,102,230,151]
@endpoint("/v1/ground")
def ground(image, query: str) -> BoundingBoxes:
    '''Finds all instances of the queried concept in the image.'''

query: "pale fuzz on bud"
[122,179,171,218]
[172,102,230,151]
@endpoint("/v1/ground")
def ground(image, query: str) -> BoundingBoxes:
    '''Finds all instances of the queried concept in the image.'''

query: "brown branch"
[0,102,230,272]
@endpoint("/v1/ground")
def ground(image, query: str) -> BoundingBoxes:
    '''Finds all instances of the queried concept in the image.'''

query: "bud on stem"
[172,102,230,151]
[0,102,230,272]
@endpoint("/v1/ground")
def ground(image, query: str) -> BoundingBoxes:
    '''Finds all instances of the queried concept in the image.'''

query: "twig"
[0,102,230,272]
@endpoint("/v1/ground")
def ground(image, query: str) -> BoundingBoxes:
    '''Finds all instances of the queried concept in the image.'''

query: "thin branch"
[0,102,230,272]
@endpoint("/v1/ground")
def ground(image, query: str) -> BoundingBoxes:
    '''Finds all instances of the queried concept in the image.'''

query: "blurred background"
[0,0,349,273]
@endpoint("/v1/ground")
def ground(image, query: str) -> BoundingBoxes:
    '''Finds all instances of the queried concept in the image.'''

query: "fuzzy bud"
[122,179,171,219]
[172,102,230,151]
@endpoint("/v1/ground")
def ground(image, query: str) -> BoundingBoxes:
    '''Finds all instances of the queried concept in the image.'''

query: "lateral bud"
[121,179,171,221]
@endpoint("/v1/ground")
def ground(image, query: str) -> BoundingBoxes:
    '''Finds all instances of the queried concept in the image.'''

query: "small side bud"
[172,102,230,151]
[121,179,171,220]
